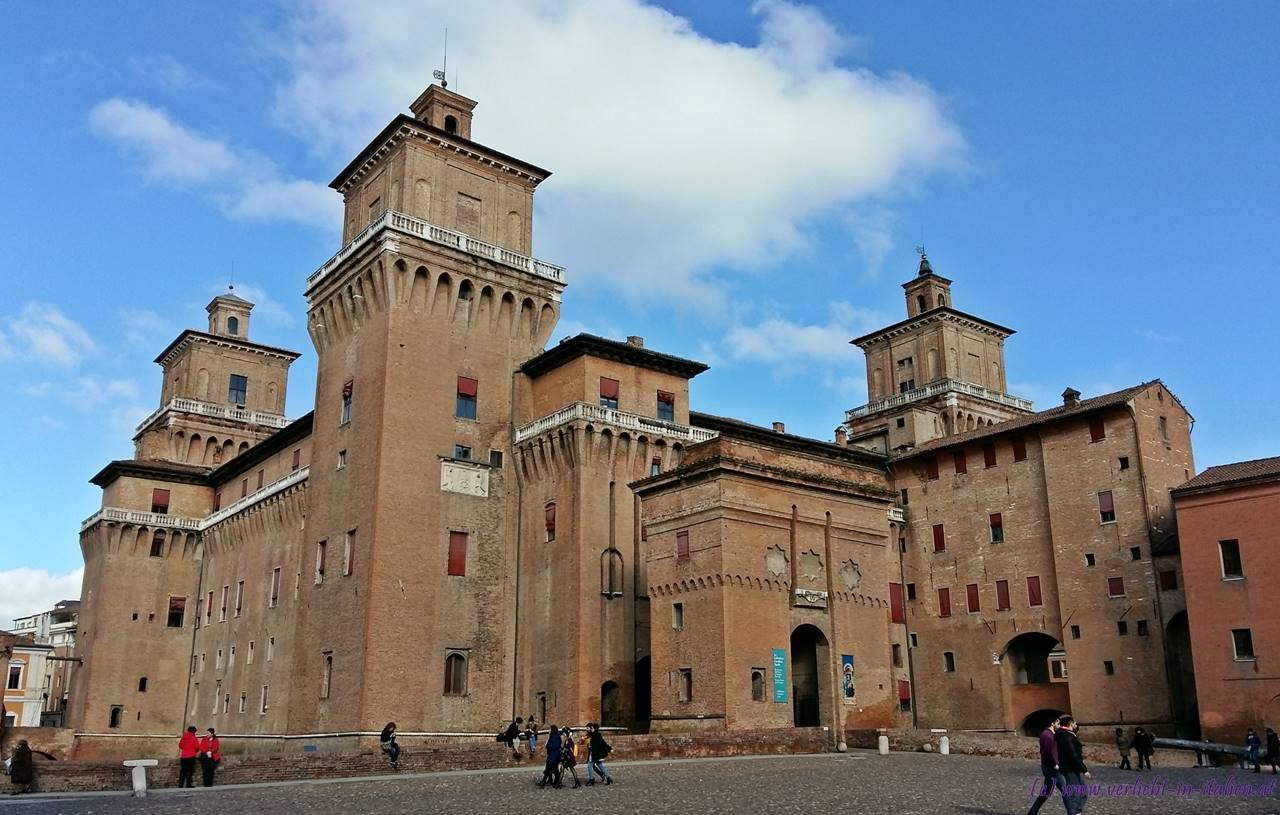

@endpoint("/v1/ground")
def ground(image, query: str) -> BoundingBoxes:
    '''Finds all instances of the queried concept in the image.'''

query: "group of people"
[496,716,614,788]
[177,726,221,788]
[1027,715,1092,815]
[1111,726,1155,770]
[1245,727,1280,774]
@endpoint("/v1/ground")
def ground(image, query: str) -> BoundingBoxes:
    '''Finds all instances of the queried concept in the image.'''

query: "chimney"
[772,421,786,433]
[1062,387,1081,407]
[835,427,847,445]
[626,336,644,348]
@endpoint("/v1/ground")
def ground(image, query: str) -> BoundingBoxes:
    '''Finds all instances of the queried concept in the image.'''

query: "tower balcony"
[80,507,202,533]
[307,209,566,294]
[514,401,719,445]
[135,398,289,436]
[845,378,1033,423]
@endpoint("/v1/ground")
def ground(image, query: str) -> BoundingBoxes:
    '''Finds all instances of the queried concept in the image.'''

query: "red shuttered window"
[456,377,478,397]
[1012,437,1027,461]
[966,583,980,613]
[1098,490,1116,523]
[996,579,1010,610]
[938,587,951,617]
[1027,576,1043,607]
[447,531,468,576]
[983,443,997,468]
[925,458,939,481]
[676,530,690,560]
[1089,416,1106,442]
[932,524,945,552]
[599,377,620,408]
[1107,576,1125,597]
[151,489,170,514]
[1158,569,1178,591]
[953,450,967,474]
[889,583,905,623]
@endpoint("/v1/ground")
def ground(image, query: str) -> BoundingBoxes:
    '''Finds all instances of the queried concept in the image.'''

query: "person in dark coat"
[1246,728,1263,773]
[1055,716,1091,815]
[560,726,581,788]
[538,724,562,788]
[7,740,34,795]
[1114,727,1132,770]
[379,722,400,768]
[177,726,200,788]
[1265,728,1279,774]
[586,723,613,786]
[198,728,221,787]
[1026,718,1062,815]
[504,717,524,759]
[1132,727,1154,770]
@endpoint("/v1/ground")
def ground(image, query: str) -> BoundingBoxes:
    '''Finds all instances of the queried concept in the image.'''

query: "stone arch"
[432,272,453,316]
[238,441,250,456]
[518,297,536,339]
[498,291,515,334]
[1020,709,1065,737]
[791,623,831,727]
[409,265,431,310]
[221,439,234,462]
[203,437,219,465]
[477,285,495,329]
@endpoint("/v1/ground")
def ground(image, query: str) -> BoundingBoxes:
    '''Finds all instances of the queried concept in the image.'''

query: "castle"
[67,83,1197,748]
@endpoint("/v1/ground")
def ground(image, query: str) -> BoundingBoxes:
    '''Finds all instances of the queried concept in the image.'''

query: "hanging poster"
[842,654,855,699]
[772,648,788,703]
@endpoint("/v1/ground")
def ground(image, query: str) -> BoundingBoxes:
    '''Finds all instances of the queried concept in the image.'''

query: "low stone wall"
[1,726,76,760]
[846,728,1115,765]
[33,727,828,793]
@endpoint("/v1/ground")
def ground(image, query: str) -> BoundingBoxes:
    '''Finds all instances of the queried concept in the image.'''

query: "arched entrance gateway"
[1001,632,1071,732]
[1165,611,1199,738]
[790,624,830,728]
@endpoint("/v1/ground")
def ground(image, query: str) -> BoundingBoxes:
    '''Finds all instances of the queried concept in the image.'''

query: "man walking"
[1026,718,1063,815]
[1132,727,1153,770]
[1114,727,1132,770]
[1055,716,1092,815]
[177,726,199,788]
[586,722,614,786]
[1265,728,1279,774]
[1246,728,1262,773]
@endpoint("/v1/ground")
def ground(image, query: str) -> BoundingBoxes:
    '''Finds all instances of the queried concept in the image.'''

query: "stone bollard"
[940,735,950,756]
[122,759,159,798]
[877,733,889,755]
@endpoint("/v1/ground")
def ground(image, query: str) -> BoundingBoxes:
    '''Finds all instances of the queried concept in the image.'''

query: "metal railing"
[845,379,1034,422]
[515,402,718,445]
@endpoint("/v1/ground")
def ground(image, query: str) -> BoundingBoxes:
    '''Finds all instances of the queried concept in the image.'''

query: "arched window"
[150,531,165,558]
[458,280,473,301]
[444,115,458,135]
[937,294,945,307]
[601,549,624,597]
[600,681,621,727]
[916,294,926,312]
[109,705,123,728]
[444,652,467,696]
[751,669,765,702]
[138,677,148,692]
[227,316,239,335]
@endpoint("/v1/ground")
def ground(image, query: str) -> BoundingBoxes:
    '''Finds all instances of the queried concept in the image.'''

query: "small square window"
[909,633,918,647]
[899,488,909,505]
[1085,553,1096,567]
[1103,660,1115,675]
[1118,456,1130,470]
[1070,625,1081,640]
[453,444,472,460]
[1117,621,1128,636]
[489,450,504,468]
[1107,576,1125,597]
[896,417,906,428]
[1136,620,1149,637]
[1158,569,1178,591]
[906,583,916,601]
[1130,546,1141,561]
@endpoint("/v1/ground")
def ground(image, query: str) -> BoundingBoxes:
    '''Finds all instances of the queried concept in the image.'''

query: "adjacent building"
[10,600,79,726]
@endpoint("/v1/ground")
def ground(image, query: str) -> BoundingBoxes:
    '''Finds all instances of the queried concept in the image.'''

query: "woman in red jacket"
[198,728,221,787]
[178,726,199,788]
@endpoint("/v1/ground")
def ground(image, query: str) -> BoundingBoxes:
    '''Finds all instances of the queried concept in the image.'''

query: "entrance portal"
[790,624,829,728]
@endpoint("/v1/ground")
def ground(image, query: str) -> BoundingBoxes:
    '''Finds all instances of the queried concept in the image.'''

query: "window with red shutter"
[889,583,905,623]
[213,491,221,511]
[292,449,301,471]
[983,443,997,468]
[1158,569,1178,591]
[932,524,945,552]
[656,390,675,421]
[676,530,690,559]
[925,458,939,481]
[1098,490,1116,523]
[1089,417,1106,442]
[1107,576,1125,597]
[938,587,951,617]
[256,469,264,490]
[898,680,911,701]
[599,377,620,409]
[966,583,980,613]
[456,377,478,397]
[151,488,170,515]
[990,513,1004,543]
[447,531,467,576]
[544,503,556,542]
[996,579,1010,610]
[953,450,967,474]
[1012,437,1027,461]
[1027,576,1043,607]
[456,377,478,419]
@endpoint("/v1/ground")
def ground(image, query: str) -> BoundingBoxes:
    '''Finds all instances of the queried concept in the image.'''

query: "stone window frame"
[444,650,470,696]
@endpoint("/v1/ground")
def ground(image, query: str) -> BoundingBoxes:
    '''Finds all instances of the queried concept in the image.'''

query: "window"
[953,450,967,474]
[983,443,997,468]
[889,582,905,623]
[315,541,327,584]
[1027,576,1043,607]
[341,381,353,424]
[238,693,246,714]
[908,633,918,648]
[996,580,1010,610]
[213,490,221,511]
[219,586,229,622]
[898,680,912,711]
[1085,553,1096,567]
[256,469,264,490]
[899,537,906,553]
[138,677,148,693]
[235,581,244,617]
[676,530,690,560]
[599,377,620,410]
[444,114,458,134]
[489,450,503,468]
[447,531,468,576]
[1089,416,1106,442]
[240,478,248,498]
[1137,620,1149,637]
[444,653,467,695]
[657,391,675,422]
[1070,625,1081,640]
[1231,628,1258,660]
[7,665,22,690]
[892,644,902,667]
[1118,456,1130,470]
[453,444,472,460]
[337,449,347,469]
[1219,539,1243,578]
[150,531,165,557]
[925,458,939,481]
[227,316,239,335]
[601,549,623,597]
[248,641,255,664]
[343,530,355,576]
[109,705,123,728]
[906,582,917,601]
[216,649,223,670]
[267,637,275,662]
[899,379,915,392]
[672,602,685,630]
[1158,569,1178,591]
[205,591,213,626]
[966,583,980,613]
[167,596,185,628]
[191,655,197,675]
[678,668,693,703]
[1098,491,1116,523]
[228,374,248,405]
[1130,546,1141,561]
[1012,437,1027,462]
[932,524,945,553]
[943,652,956,672]
[751,669,765,702]
[1117,621,1129,636]
[1159,416,1169,440]
[937,587,951,617]
[1103,660,1115,676]
[151,488,170,515]
[544,503,556,542]
[1107,576,1125,597]
[321,654,333,699]
[456,376,478,419]
[1052,660,1067,679]
[270,567,281,607]
[650,456,662,477]
[990,513,1004,543]
[896,417,906,428]
[260,685,269,714]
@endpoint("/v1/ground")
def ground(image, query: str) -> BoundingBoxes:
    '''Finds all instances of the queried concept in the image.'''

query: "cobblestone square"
[4,752,1278,814]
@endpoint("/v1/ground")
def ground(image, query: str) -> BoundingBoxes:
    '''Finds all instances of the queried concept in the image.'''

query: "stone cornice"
[153,330,301,368]
[632,452,896,502]
[851,307,1015,348]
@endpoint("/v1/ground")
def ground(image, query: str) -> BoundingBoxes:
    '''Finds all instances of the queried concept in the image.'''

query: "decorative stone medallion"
[840,560,863,591]
[765,545,787,577]
[799,550,823,583]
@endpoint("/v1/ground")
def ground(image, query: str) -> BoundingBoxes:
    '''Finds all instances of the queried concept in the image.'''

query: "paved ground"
[2,751,1278,814]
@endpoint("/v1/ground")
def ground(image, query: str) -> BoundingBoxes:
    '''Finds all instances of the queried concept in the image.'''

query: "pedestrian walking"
[1246,728,1262,773]
[198,728,221,787]
[560,726,582,788]
[538,724,562,788]
[1026,718,1063,815]
[6,740,34,795]
[1114,727,1132,770]
[1264,728,1279,774]
[586,722,614,786]
[380,722,401,768]
[177,725,200,788]
[1132,727,1154,771]
[503,717,524,759]
[1055,716,1092,815]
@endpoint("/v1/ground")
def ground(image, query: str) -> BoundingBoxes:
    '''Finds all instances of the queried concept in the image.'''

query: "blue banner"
[772,648,788,703]
[842,654,855,698]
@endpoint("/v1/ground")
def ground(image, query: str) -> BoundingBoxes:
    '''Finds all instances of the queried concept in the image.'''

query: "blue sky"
[1,1,1276,619]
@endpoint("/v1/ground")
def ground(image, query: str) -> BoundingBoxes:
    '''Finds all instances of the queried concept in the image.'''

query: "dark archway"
[1005,632,1058,684]
[601,681,621,727]
[1020,708,1064,736]
[633,657,651,730]
[791,624,829,728]
[1165,611,1199,738]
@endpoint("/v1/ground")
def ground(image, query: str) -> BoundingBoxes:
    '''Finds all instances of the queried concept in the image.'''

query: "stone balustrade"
[81,467,309,533]
[514,401,719,445]
[845,379,1034,422]
[135,398,289,434]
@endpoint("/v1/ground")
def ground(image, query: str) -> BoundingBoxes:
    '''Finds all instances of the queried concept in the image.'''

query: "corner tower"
[842,254,1033,454]
[295,83,565,735]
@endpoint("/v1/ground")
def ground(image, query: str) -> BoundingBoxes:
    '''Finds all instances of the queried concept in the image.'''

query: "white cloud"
[22,376,150,435]
[131,54,220,92]
[0,568,82,630]
[4,302,96,367]
[119,308,171,345]
[723,301,886,367]
[266,0,963,309]
[845,205,896,276]
[88,98,339,230]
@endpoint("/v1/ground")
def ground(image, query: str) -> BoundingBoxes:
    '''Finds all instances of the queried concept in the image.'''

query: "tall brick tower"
[843,254,1034,454]
[293,82,565,733]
